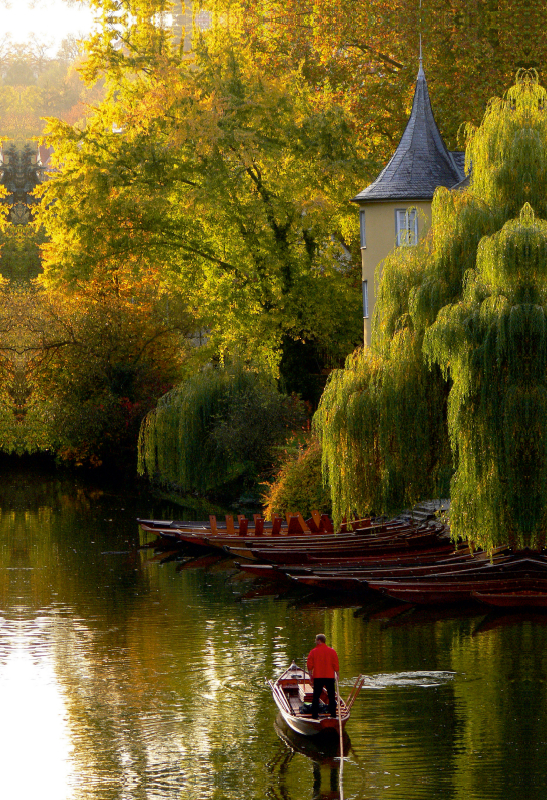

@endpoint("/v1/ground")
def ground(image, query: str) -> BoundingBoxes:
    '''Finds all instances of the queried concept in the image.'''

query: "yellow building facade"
[352,63,465,347]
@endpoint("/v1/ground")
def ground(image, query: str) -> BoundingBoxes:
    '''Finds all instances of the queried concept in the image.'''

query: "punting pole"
[336,673,344,800]
[346,674,365,710]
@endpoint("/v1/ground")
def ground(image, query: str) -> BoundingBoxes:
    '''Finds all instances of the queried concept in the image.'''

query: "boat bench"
[298,682,330,707]
[298,682,314,702]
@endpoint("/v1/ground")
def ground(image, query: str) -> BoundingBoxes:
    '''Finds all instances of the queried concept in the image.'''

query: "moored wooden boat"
[368,575,547,604]
[138,514,440,544]
[226,525,446,563]
[472,590,547,608]
[269,662,361,737]
[138,511,334,538]
[287,550,514,592]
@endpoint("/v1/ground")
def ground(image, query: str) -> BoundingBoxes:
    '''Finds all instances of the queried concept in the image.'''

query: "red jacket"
[307,642,339,678]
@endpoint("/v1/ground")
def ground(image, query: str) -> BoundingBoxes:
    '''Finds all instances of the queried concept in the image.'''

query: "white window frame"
[362,280,369,318]
[359,209,366,248]
[395,208,418,246]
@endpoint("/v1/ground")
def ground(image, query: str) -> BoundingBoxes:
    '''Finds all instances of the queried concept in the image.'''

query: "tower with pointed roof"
[352,62,465,346]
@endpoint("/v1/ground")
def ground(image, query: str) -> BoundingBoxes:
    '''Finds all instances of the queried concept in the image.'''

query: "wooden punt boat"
[174,524,434,555]
[290,550,513,589]
[141,520,421,550]
[368,576,547,604]
[360,555,511,581]
[138,513,419,534]
[269,662,362,737]
[209,527,412,551]
[273,716,351,764]
[139,511,335,538]
[472,590,547,608]
[226,529,445,563]
[138,514,437,545]
[236,545,462,581]
[290,563,503,593]
[303,542,456,565]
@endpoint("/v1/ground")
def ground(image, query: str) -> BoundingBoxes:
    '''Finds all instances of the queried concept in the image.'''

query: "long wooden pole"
[336,673,344,800]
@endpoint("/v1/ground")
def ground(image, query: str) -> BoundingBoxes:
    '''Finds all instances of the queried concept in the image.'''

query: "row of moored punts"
[138,512,547,608]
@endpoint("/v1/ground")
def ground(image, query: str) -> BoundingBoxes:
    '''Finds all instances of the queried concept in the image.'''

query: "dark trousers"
[311,677,337,718]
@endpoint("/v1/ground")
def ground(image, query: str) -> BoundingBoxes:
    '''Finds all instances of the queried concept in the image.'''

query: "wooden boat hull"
[368,575,547,605]
[226,529,445,564]
[472,591,547,608]
[365,584,473,604]
[276,707,342,737]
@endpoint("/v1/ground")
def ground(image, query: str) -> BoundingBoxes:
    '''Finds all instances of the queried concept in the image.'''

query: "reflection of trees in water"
[452,619,547,798]
[0,474,190,797]
[0,472,303,797]
[0,471,147,613]
[2,472,547,797]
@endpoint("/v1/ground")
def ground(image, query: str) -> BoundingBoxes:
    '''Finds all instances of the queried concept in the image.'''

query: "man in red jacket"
[306,633,339,719]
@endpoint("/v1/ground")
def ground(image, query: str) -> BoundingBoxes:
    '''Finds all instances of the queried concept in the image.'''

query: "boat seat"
[298,682,314,702]
[289,697,303,713]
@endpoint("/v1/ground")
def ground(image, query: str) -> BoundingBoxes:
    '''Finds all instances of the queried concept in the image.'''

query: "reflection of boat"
[368,571,547,605]
[272,716,347,800]
[274,715,350,766]
[473,610,547,635]
[268,662,363,737]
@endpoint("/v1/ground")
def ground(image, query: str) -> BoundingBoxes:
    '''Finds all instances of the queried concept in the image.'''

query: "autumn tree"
[33,0,547,482]
[17,270,191,468]
[218,0,547,172]
[0,37,103,140]
[36,4,364,399]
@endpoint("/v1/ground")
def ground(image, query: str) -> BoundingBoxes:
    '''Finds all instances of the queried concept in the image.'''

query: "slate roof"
[353,64,465,203]
[450,151,465,175]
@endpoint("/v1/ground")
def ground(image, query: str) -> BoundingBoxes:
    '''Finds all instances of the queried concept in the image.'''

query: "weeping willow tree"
[138,365,301,494]
[315,73,547,549]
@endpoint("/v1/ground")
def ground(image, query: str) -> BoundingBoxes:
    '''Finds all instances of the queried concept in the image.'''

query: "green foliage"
[262,438,332,520]
[424,204,547,549]
[36,13,363,386]
[314,340,450,527]
[316,74,547,549]
[15,276,189,469]
[212,0,547,175]
[138,365,303,495]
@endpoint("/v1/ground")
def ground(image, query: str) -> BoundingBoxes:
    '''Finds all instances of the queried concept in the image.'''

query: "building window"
[362,280,369,318]
[396,209,418,246]
[359,209,366,248]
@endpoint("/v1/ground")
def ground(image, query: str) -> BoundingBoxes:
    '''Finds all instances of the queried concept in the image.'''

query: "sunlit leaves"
[19,269,190,467]
[213,0,547,180]
[36,22,363,380]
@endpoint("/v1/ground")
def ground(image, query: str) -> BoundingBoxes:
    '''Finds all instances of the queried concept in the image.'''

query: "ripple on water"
[363,670,457,689]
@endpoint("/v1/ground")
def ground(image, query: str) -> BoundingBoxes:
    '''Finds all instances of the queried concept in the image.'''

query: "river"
[0,467,546,800]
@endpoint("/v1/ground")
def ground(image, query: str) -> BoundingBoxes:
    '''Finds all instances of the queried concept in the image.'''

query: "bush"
[138,365,305,496]
[12,281,188,470]
[263,438,331,519]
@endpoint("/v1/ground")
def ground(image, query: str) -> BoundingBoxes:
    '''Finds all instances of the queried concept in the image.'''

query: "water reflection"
[1,470,547,798]
[0,617,74,799]
[270,718,346,800]
[271,716,354,799]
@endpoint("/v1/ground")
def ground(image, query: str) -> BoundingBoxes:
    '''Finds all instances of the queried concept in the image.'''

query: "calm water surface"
[0,469,546,800]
